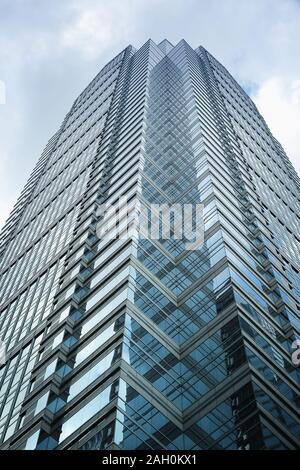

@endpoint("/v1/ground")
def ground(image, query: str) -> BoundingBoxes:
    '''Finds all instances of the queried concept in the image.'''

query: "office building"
[0,39,300,450]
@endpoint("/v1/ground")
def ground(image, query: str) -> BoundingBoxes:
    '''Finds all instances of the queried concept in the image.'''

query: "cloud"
[0,0,299,232]
[252,78,300,174]
[61,1,136,60]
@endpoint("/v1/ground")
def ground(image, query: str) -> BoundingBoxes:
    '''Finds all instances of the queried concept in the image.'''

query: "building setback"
[0,39,300,450]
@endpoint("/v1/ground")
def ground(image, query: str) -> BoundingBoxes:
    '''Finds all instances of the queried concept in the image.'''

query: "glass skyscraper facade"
[0,39,300,450]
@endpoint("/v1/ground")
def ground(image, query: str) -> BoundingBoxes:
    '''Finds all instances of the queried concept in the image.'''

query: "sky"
[0,0,299,230]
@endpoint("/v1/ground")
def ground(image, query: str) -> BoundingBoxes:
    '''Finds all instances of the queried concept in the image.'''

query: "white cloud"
[252,78,300,174]
[61,1,137,60]
[0,0,300,233]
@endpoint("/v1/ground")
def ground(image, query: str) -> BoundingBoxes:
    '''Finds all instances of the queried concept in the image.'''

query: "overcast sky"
[0,0,299,230]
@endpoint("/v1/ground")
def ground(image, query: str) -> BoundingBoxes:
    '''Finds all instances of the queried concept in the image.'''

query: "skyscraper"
[0,39,300,450]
